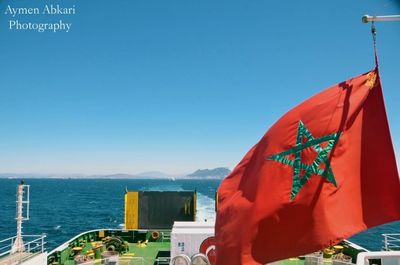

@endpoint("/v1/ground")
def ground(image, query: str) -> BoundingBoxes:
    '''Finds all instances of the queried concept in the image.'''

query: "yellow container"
[323,249,335,259]
[333,245,344,254]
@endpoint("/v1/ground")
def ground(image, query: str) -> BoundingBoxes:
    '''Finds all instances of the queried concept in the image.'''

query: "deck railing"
[0,234,46,262]
[382,234,400,251]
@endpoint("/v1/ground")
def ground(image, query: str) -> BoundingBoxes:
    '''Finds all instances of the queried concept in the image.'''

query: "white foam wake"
[196,192,216,222]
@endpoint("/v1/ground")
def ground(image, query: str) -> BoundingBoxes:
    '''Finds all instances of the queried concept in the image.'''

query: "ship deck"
[59,242,356,265]
[49,229,172,265]
[48,229,365,265]
[0,252,32,265]
[62,241,170,265]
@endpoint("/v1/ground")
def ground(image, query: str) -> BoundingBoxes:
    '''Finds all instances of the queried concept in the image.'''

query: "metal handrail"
[0,234,46,258]
[382,234,400,251]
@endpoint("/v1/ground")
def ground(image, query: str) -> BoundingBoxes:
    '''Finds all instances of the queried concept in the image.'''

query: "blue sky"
[0,0,399,175]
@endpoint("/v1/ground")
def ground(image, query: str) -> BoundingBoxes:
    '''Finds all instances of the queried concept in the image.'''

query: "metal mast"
[362,15,400,23]
[11,181,30,254]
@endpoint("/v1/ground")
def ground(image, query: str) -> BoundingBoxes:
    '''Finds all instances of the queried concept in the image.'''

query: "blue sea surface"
[0,178,397,252]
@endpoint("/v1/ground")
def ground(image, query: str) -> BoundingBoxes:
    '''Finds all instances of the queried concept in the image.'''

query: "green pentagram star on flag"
[267,120,342,200]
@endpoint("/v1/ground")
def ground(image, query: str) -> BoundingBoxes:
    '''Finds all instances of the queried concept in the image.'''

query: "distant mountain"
[187,167,231,179]
[0,173,87,179]
[0,173,137,179]
[134,171,172,179]
[97,174,135,179]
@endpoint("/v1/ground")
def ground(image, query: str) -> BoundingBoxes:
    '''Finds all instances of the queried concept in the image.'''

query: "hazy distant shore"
[0,167,231,180]
[0,175,225,180]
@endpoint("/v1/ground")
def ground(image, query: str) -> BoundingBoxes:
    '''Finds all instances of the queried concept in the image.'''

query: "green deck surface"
[61,241,171,265]
[126,242,170,258]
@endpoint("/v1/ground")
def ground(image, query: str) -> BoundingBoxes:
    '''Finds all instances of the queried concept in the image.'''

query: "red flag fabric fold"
[216,68,400,265]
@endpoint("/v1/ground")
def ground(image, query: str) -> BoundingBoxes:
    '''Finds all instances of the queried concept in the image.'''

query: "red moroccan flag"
[216,68,400,265]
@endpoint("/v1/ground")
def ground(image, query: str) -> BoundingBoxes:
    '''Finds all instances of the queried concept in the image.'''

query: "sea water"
[0,178,398,252]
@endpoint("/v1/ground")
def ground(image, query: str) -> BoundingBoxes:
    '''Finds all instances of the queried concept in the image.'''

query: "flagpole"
[362,15,400,23]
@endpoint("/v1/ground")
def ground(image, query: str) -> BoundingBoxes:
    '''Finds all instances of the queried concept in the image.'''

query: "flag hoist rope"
[371,21,378,68]
[362,14,400,68]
